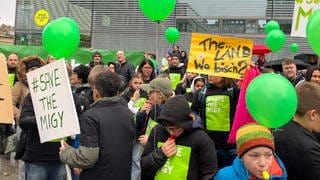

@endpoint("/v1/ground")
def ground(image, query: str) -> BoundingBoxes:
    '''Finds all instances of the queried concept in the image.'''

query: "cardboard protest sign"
[27,60,80,143]
[291,1,320,37]
[0,53,14,124]
[188,33,254,79]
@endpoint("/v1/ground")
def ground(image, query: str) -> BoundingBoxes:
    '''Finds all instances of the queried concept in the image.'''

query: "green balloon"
[138,0,176,22]
[307,9,320,55]
[246,74,297,128]
[290,43,299,53]
[265,20,280,34]
[265,30,286,52]
[165,27,180,43]
[42,17,80,59]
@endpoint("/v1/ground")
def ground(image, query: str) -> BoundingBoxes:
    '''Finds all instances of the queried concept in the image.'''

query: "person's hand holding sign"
[59,140,69,154]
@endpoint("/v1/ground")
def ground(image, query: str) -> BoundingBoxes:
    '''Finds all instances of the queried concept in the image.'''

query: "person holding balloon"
[141,95,218,180]
[274,82,320,180]
[215,123,287,180]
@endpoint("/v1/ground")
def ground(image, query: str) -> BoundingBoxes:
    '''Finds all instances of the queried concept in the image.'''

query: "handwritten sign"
[0,53,14,124]
[188,33,253,79]
[27,60,80,143]
[291,0,320,37]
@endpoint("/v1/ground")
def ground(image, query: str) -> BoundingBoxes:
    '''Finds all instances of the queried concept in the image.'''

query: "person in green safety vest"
[162,53,185,91]
[137,77,174,146]
[175,72,198,95]
[135,77,174,180]
[191,75,240,169]
[141,95,218,180]
[7,53,19,86]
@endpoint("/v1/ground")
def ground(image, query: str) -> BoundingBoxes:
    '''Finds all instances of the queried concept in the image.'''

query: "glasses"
[94,55,101,58]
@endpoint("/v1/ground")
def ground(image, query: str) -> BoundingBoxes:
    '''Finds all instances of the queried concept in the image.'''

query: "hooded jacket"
[214,156,287,180]
[12,56,45,121]
[141,96,218,180]
[184,76,206,103]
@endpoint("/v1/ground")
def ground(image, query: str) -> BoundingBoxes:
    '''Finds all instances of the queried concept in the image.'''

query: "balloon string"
[155,22,158,117]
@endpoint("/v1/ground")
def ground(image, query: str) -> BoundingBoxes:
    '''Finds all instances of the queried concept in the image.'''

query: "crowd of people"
[1,47,320,180]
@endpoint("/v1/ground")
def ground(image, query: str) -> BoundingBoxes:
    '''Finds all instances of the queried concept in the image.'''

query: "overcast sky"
[0,0,16,26]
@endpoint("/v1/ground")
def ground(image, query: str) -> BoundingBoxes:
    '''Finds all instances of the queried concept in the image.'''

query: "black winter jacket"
[78,97,135,180]
[141,125,218,180]
[191,84,239,150]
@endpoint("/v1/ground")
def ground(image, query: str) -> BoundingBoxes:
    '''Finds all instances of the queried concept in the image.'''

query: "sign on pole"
[291,1,320,37]
[27,60,80,143]
[187,33,254,79]
[34,9,50,27]
[0,53,14,124]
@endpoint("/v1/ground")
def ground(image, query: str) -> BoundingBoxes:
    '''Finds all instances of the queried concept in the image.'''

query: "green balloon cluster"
[264,20,286,52]
[138,0,176,23]
[246,73,297,128]
[307,9,320,55]
[42,17,80,59]
[265,30,286,52]
[290,43,299,53]
[265,20,280,34]
[165,27,180,43]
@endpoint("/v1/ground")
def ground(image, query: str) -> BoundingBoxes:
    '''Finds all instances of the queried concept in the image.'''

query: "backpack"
[73,85,92,112]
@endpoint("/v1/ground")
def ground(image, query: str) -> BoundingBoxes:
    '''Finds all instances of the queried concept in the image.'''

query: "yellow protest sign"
[34,9,49,27]
[0,53,14,124]
[188,33,254,79]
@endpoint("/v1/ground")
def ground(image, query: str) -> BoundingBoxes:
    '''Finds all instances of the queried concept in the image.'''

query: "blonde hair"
[88,65,108,87]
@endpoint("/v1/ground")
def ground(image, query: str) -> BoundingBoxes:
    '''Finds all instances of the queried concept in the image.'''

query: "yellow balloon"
[34,9,50,27]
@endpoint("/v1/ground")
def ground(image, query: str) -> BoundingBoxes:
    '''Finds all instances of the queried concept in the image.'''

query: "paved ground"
[0,153,18,180]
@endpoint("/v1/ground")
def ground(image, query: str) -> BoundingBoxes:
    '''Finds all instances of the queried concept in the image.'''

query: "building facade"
[15,0,312,61]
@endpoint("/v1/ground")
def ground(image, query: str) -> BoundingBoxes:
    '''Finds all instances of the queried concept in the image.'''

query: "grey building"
[15,0,312,61]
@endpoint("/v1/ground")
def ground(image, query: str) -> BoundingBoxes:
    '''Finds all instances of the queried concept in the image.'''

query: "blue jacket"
[214,156,287,180]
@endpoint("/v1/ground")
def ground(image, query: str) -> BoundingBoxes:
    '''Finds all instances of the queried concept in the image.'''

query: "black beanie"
[158,95,193,129]
[25,60,42,71]
[73,64,90,84]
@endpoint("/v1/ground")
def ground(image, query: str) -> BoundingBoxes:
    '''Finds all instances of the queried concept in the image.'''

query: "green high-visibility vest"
[169,73,181,90]
[205,95,230,131]
[145,118,158,136]
[155,142,191,180]
[134,97,147,109]
[8,74,15,87]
